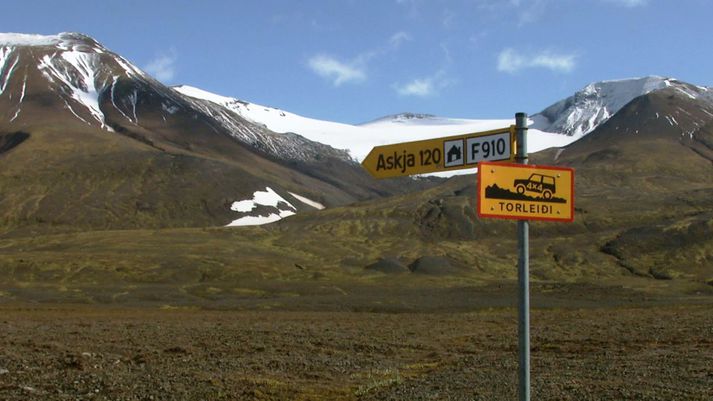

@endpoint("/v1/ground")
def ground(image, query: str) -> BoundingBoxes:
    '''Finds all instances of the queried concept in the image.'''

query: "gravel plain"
[0,304,711,400]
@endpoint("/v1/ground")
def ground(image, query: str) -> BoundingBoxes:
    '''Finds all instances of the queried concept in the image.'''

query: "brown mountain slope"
[530,87,713,280]
[0,33,435,232]
[0,86,712,306]
[0,122,346,230]
[533,87,713,227]
[541,86,713,183]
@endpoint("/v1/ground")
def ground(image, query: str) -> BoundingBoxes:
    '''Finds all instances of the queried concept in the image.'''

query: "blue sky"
[4,0,712,123]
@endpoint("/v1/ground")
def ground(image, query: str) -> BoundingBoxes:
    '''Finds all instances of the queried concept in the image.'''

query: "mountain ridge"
[174,85,575,165]
[0,32,433,232]
[531,75,713,137]
[3,31,713,234]
[1,32,713,311]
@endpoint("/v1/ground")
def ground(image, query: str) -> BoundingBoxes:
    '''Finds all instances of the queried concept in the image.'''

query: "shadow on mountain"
[408,255,461,275]
[0,132,30,155]
[364,257,410,274]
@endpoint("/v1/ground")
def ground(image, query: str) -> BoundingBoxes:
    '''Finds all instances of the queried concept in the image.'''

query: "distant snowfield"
[174,85,577,177]
[175,85,582,227]
[0,33,60,46]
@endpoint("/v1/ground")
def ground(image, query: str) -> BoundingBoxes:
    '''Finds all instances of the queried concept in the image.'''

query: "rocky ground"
[0,304,711,400]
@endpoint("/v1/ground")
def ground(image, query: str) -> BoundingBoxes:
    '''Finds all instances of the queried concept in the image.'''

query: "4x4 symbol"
[514,173,556,200]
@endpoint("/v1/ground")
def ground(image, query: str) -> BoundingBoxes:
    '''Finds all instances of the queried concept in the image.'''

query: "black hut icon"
[447,144,462,164]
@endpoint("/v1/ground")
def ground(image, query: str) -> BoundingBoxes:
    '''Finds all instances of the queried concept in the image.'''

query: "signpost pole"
[515,112,530,401]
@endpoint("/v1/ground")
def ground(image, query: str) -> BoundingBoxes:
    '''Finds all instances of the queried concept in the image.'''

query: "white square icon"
[443,139,464,167]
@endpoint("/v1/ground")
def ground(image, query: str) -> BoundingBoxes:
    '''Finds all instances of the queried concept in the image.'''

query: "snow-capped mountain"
[1,32,149,129]
[0,32,430,230]
[174,85,575,165]
[0,32,353,165]
[531,76,713,137]
[540,82,713,201]
[4,31,713,232]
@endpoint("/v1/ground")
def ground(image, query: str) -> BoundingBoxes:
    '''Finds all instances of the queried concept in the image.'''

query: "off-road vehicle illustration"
[514,173,556,199]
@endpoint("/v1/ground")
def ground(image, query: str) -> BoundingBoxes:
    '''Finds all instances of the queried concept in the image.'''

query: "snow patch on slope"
[62,52,108,128]
[112,55,144,78]
[174,85,233,106]
[673,86,698,100]
[227,187,297,226]
[0,47,19,96]
[289,192,325,210]
[9,75,26,122]
[38,52,112,131]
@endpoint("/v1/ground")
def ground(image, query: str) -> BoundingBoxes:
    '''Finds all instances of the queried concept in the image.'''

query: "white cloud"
[531,52,576,72]
[395,0,421,7]
[144,50,177,82]
[442,9,456,28]
[601,0,648,7]
[394,70,453,97]
[396,78,435,97]
[394,0,424,18]
[389,31,411,48]
[309,32,412,87]
[475,0,549,25]
[469,31,488,46]
[394,43,454,98]
[308,55,366,86]
[516,0,548,25]
[497,48,576,74]
[440,43,453,65]
[361,31,411,63]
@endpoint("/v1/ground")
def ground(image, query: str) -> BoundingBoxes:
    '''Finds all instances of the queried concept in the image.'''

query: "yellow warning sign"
[477,161,574,222]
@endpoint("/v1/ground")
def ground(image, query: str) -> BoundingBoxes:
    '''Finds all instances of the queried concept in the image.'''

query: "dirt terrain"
[0,303,710,400]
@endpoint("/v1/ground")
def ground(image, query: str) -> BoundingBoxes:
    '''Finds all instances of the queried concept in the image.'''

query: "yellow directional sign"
[477,161,575,222]
[361,126,515,178]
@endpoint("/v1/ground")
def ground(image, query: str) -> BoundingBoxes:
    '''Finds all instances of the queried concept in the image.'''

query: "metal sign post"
[476,113,575,399]
[362,111,575,401]
[515,112,530,401]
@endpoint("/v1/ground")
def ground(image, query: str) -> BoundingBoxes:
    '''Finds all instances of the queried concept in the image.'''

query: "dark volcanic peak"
[531,76,713,137]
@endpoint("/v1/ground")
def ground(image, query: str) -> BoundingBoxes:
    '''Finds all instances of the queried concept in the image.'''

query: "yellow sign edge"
[476,161,575,223]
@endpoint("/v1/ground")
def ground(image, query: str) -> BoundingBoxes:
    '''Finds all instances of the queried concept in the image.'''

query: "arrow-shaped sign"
[361,126,515,178]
